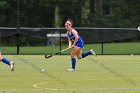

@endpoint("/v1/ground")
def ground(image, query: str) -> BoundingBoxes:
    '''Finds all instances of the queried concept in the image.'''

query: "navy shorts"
[75,41,84,48]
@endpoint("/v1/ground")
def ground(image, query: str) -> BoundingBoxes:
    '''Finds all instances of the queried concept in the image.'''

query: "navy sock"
[2,58,11,66]
[71,58,76,69]
[82,51,91,58]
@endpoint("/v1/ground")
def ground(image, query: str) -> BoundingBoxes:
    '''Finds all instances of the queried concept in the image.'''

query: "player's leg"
[76,48,82,59]
[81,49,97,58]
[67,47,80,71]
[75,42,96,58]
[90,49,97,57]
[0,52,15,71]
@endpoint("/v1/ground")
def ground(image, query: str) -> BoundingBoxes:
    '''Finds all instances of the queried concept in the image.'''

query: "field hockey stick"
[45,47,71,59]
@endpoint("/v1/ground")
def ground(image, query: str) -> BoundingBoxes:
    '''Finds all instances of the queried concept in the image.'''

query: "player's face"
[65,23,72,31]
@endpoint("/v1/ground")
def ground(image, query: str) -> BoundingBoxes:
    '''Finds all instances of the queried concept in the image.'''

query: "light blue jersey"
[68,31,84,48]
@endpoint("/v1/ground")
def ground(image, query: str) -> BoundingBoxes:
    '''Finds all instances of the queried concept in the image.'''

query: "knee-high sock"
[1,58,11,66]
[71,57,76,69]
[82,51,91,58]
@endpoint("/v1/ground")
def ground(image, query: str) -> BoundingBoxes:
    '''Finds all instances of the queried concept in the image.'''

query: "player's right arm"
[66,31,72,48]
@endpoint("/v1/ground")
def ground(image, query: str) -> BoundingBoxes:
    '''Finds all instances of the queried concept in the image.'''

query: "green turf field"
[1,42,140,55]
[0,55,140,93]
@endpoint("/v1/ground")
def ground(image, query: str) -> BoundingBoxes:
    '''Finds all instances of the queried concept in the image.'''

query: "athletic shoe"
[67,68,75,72]
[10,61,15,71]
[90,49,97,57]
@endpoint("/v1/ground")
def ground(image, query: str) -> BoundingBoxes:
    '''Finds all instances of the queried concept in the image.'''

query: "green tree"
[0,0,17,27]
[0,0,140,27]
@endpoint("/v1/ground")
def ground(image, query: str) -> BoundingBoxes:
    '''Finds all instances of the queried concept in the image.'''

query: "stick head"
[45,54,52,59]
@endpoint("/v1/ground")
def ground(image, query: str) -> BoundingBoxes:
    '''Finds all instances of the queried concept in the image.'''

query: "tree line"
[0,0,140,28]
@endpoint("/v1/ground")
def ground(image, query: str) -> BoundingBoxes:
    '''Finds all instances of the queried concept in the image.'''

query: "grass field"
[0,55,140,93]
[1,42,140,55]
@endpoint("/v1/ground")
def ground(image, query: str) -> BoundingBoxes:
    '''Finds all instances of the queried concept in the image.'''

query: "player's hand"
[71,45,75,48]
[68,45,74,48]
[68,45,72,48]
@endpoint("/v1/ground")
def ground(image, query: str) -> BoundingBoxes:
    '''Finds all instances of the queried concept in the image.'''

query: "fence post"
[16,0,20,55]
[59,31,62,54]
[101,42,104,55]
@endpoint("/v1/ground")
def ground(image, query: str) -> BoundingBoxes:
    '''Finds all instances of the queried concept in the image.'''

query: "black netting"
[0,27,17,37]
[0,27,140,43]
[0,27,140,55]
[20,28,140,43]
[76,28,140,43]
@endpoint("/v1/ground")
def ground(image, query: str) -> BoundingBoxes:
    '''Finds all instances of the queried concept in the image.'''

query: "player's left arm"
[71,29,79,47]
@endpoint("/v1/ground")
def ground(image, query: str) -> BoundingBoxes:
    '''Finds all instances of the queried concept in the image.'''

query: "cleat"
[10,61,15,71]
[67,68,75,72]
[90,49,97,57]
